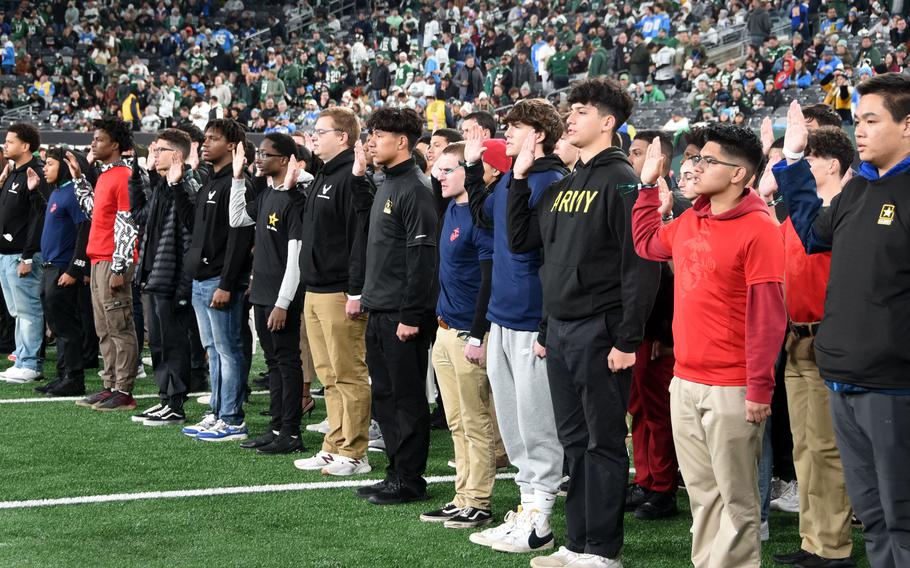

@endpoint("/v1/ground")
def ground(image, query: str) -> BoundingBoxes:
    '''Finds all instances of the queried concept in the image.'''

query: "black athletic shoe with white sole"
[420,503,461,523]
[142,405,186,426]
[444,507,493,529]
[256,433,305,454]
[132,402,165,423]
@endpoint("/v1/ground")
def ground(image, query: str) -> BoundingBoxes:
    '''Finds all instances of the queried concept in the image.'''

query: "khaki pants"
[785,333,853,559]
[90,261,138,392]
[299,304,316,386]
[670,377,763,568]
[432,326,496,509]
[304,292,370,458]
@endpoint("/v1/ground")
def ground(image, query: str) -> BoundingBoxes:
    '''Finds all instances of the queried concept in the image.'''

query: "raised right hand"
[463,124,487,164]
[784,100,808,158]
[232,142,246,179]
[352,140,367,177]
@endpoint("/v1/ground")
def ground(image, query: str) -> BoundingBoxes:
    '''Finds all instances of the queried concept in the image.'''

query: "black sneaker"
[774,550,815,565]
[256,433,305,454]
[93,391,137,412]
[142,405,186,426]
[419,502,461,523]
[625,483,650,512]
[240,430,278,449]
[794,556,855,568]
[34,377,63,394]
[311,386,325,398]
[252,375,270,390]
[75,388,112,408]
[356,479,390,499]
[46,379,86,397]
[444,507,493,529]
[635,490,678,520]
[367,482,430,505]
[131,402,165,423]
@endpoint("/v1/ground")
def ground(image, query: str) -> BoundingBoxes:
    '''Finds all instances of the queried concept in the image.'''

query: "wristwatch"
[467,337,483,347]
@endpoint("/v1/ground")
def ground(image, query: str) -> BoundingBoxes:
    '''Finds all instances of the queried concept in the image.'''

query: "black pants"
[40,266,85,383]
[79,283,99,369]
[830,390,910,568]
[146,294,193,409]
[253,302,303,436]
[546,313,631,559]
[132,283,144,358]
[241,296,253,391]
[365,311,432,492]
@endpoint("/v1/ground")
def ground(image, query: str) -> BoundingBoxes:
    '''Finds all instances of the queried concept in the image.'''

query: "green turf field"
[0,351,869,567]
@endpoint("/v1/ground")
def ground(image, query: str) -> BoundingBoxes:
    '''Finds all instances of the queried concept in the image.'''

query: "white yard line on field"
[0,391,269,405]
[0,473,518,510]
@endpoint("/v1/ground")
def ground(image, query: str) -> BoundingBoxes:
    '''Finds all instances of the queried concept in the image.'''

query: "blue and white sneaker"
[196,420,249,442]
[181,413,218,437]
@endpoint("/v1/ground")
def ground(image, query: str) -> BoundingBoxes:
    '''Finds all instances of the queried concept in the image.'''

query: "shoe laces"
[206,419,227,432]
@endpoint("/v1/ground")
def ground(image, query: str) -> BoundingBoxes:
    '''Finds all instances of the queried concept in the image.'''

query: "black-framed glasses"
[255,151,284,159]
[690,154,742,169]
[313,128,342,137]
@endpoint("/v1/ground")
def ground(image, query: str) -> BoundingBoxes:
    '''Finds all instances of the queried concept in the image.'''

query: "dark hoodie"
[0,156,50,259]
[509,147,660,352]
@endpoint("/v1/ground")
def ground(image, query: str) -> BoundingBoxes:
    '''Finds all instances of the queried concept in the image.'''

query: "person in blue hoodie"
[775,76,910,568]
[462,99,567,556]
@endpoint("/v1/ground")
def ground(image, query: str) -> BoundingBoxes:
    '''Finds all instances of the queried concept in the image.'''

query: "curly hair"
[92,117,133,153]
[567,77,634,128]
[205,118,247,145]
[703,123,763,175]
[801,104,841,128]
[807,126,855,176]
[503,98,563,154]
[7,123,40,153]
[366,107,424,149]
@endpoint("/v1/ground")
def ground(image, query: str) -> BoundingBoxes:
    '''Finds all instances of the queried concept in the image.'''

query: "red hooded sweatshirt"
[632,187,786,404]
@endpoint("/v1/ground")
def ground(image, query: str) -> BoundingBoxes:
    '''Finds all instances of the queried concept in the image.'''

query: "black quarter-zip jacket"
[298,148,370,295]
[175,164,255,292]
[0,156,50,258]
[509,147,660,353]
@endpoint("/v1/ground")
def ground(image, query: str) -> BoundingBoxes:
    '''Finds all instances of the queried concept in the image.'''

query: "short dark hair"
[155,128,192,160]
[683,127,706,150]
[802,104,841,127]
[567,77,634,128]
[855,71,910,122]
[175,122,205,145]
[431,128,463,144]
[92,117,133,152]
[634,130,673,161]
[503,98,563,154]
[463,111,497,137]
[205,118,246,145]
[806,126,855,176]
[703,123,763,176]
[366,107,424,149]
[263,133,298,158]
[7,123,40,153]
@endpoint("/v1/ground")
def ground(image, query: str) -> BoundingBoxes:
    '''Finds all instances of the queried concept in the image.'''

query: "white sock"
[533,491,556,516]
[520,491,534,512]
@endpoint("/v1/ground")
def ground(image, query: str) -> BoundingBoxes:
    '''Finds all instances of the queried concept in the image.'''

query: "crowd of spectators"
[0,0,908,134]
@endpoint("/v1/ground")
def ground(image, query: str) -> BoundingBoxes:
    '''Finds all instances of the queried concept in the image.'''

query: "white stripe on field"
[0,391,270,405]
[0,473,517,510]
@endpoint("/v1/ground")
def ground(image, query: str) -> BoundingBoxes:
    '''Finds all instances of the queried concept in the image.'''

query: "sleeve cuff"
[746,382,773,405]
[346,294,362,300]
[274,296,292,310]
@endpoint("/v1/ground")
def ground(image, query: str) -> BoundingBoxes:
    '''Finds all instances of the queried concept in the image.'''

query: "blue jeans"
[191,278,247,425]
[0,253,44,371]
[758,416,773,522]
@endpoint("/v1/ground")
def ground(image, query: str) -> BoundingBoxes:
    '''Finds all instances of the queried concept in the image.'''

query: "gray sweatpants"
[487,323,563,497]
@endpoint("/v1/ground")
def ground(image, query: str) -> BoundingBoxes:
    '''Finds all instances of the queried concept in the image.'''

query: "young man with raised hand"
[508,78,661,568]
[419,141,497,529]
[291,107,373,476]
[71,117,141,412]
[765,114,857,568]
[462,99,567,555]
[632,123,787,568]
[351,107,438,506]
[230,133,306,455]
[175,119,255,442]
[0,123,49,384]
[777,74,910,568]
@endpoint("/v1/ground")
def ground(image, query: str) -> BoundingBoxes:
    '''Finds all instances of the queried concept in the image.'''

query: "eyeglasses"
[313,128,342,137]
[152,147,175,155]
[690,154,742,169]
[437,163,465,176]
[255,151,284,159]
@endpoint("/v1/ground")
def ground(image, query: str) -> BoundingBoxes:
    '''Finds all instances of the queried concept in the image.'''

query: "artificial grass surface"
[0,351,870,567]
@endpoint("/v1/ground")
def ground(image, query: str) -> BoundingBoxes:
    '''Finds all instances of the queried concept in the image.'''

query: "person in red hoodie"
[631,123,787,568]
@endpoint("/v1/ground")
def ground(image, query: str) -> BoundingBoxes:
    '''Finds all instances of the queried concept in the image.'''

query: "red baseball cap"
[481,139,511,174]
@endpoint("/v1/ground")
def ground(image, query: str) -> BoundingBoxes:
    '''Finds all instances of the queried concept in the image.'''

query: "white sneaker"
[491,509,555,553]
[305,418,329,434]
[196,394,211,405]
[447,459,456,468]
[293,450,337,471]
[322,455,371,476]
[770,480,799,513]
[136,365,147,379]
[368,420,385,452]
[142,356,153,367]
[530,546,583,567]
[469,508,525,548]
[565,554,623,568]
[760,520,770,542]
[181,413,218,436]
[1,366,42,383]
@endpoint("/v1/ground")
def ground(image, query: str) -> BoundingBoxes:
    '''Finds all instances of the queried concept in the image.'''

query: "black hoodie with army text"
[508,146,660,353]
